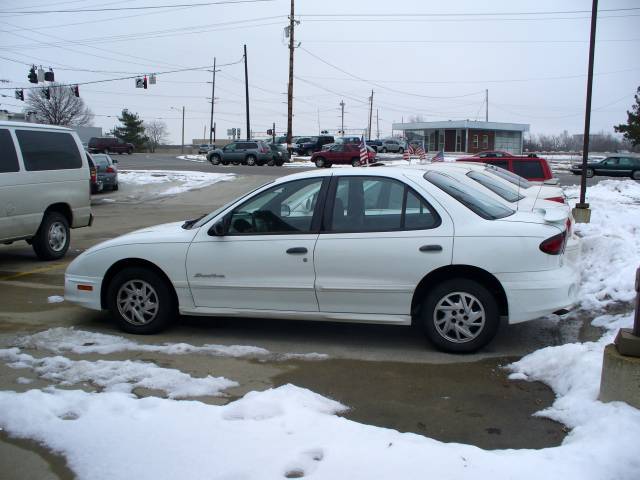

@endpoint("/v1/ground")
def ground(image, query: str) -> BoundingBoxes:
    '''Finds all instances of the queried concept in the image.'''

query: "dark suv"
[294,135,335,156]
[88,137,134,155]
[207,140,272,166]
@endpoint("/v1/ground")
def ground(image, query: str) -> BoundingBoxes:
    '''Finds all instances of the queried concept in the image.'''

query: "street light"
[170,106,185,154]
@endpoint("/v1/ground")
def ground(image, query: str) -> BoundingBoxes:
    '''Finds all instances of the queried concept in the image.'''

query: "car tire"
[112,183,119,191]
[32,211,70,261]
[267,158,275,166]
[107,267,176,335]
[104,148,110,154]
[398,147,404,153]
[324,162,332,168]
[351,158,360,167]
[315,157,325,168]
[632,170,640,180]
[246,155,257,166]
[221,159,230,166]
[420,278,499,353]
[127,149,133,155]
[209,154,221,165]
[586,168,594,178]
[381,147,387,153]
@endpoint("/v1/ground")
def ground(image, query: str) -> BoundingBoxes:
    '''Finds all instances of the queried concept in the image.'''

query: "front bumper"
[64,274,104,311]
[496,264,580,324]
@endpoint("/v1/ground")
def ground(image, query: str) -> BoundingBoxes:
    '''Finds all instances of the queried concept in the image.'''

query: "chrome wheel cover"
[116,280,159,326]
[433,292,485,343]
[48,221,67,252]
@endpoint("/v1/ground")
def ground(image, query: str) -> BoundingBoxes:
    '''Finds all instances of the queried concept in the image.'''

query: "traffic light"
[44,68,54,82]
[28,66,38,84]
[44,88,50,100]
[14,89,24,101]
[71,85,79,97]
[267,129,273,135]
[143,75,148,89]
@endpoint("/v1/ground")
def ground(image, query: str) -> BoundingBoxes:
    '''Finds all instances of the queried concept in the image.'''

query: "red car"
[457,151,555,183]
[311,144,376,168]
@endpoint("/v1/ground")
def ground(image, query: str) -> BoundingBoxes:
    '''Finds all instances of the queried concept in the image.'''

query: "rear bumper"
[497,265,580,324]
[64,274,104,311]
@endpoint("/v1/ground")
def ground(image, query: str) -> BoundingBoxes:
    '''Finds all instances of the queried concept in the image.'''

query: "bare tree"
[25,83,93,126]
[145,120,168,153]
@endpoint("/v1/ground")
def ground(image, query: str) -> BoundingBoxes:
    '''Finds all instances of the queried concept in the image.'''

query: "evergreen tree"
[614,86,640,147]
[111,109,148,150]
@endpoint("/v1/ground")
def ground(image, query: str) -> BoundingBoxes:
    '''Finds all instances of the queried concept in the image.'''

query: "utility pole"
[272,122,276,143]
[286,0,296,152]
[339,99,345,137]
[209,57,216,145]
[376,109,380,139]
[485,89,489,122]
[574,0,598,224]
[367,90,374,140]
[244,45,250,141]
[213,121,216,142]
[181,106,185,154]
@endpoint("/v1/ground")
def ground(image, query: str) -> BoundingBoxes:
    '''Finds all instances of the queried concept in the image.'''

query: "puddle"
[273,356,566,450]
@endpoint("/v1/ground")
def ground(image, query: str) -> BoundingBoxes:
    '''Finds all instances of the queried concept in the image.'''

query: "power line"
[297,7,640,17]
[301,13,640,24]
[300,38,640,45]
[0,0,275,14]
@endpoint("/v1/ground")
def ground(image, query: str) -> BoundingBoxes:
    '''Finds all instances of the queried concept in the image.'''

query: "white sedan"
[65,167,579,353]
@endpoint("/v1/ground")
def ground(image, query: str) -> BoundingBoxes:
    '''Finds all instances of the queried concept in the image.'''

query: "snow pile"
[118,169,234,196]
[47,295,64,304]
[564,180,640,310]
[15,327,327,360]
[177,154,207,163]
[0,348,236,398]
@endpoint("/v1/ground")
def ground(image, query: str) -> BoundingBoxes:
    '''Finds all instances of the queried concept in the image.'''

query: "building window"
[455,130,462,152]
[472,135,479,149]
[439,131,445,150]
[482,135,489,149]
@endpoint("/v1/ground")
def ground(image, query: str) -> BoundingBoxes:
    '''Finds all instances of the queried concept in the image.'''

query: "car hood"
[83,221,198,254]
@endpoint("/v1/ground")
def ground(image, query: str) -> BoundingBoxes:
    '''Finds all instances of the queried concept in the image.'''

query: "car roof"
[0,120,72,131]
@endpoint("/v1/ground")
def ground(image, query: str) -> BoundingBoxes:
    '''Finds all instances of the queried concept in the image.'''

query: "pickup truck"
[457,151,556,183]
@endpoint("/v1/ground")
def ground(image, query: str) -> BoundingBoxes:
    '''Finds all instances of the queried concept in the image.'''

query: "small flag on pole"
[359,136,369,166]
[431,150,445,162]
[416,145,426,161]
[403,147,410,161]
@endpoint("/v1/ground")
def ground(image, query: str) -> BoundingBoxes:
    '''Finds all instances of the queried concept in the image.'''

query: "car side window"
[329,176,440,233]
[330,144,344,152]
[0,129,19,173]
[224,144,236,152]
[489,159,509,170]
[513,160,544,178]
[603,157,619,166]
[227,178,323,235]
[15,130,82,171]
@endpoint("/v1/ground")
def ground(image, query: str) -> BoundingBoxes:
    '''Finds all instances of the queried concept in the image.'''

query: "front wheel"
[245,155,257,166]
[632,170,640,180]
[112,183,119,191]
[32,212,70,260]
[351,158,360,167]
[398,147,404,153]
[586,168,594,178]
[127,149,133,155]
[420,279,499,353]
[209,154,220,165]
[107,267,176,334]
[315,157,325,168]
[381,147,387,153]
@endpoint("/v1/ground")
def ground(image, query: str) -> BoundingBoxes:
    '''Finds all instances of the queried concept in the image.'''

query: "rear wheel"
[246,155,257,166]
[398,147,404,153]
[315,157,325,168]
[632,170,640,180]
[104,148,110,154]
[586,168,594,178]
[381,147,387,153]
[112,183,119,191]
[32,212,70,260]
[421,278,499,353]
[127,148,133,155]
[107,267,176,334]
[209,154,220,165]
[351,158,360,167]
[267,158,275,166]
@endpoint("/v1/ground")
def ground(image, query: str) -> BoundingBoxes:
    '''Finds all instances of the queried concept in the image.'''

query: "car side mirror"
[208,220,226,236]
[280,204,291,217]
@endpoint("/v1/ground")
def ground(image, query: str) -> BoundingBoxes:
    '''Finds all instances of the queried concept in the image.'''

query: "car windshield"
[484,165,532,189]
[309,137,319,142]
[466,171,524,202]
[424,171,514,220]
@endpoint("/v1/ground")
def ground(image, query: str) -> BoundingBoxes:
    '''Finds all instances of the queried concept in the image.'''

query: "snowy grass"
[118,169,234,196]
[0,179,639,478]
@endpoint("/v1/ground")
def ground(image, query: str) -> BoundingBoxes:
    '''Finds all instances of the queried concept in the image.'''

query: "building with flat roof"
[392,120,530,154]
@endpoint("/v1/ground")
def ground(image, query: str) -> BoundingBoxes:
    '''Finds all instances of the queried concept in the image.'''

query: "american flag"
[431,150,445,162]
[415,144,427,161]
[359,136,369,166]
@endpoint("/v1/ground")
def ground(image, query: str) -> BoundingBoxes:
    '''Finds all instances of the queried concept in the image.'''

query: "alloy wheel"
[48,221,68,252]
[433,292,486,343]
[116,280,159,326]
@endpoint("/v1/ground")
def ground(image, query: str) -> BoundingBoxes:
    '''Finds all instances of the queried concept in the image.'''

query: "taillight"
[545,196,565,203]
[565,218,572,237]
[539,231,567,255]
[106,166,115,173]
[261,146,269,153]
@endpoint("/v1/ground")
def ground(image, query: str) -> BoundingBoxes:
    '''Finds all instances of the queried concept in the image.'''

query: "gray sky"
[1,0,638,143]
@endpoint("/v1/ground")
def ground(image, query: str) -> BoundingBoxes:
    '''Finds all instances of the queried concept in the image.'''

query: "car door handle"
[419,244,443,252]
[286,247,308,254]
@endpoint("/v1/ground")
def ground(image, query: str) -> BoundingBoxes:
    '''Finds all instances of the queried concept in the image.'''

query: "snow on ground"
[46,295,64,304]
[0,180,639,479]
[176,154,207,163]
[118,169,234,196]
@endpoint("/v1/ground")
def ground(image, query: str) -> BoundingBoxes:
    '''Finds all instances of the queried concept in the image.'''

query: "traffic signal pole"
[286,0,295,151]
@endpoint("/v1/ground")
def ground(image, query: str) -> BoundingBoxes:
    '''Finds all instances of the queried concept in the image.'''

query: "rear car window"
[513,160,544,179]
[0,129,19,173]
[466,171,524,202]
[485,165,532,189]
[16,130,82,171]
[424,171,514,220]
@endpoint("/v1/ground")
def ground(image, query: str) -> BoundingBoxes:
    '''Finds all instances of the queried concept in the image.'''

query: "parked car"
[207,140,272,166]
[92,153,119,191]
[0,121,93,260]
[267,144,289,166]
[294,135,335,156]
[86,153,103,194]
[266,136,288,145]
[88,137,134,155]
[457,152,556,184]
[570,155,640,180]
[65,167,578,353]
[378,139,405,153]
[311,143,376,168]
[197,144,216,154]
[366,139,384,152]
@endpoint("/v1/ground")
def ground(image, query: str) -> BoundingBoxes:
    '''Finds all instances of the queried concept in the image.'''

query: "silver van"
[0,121,92,260]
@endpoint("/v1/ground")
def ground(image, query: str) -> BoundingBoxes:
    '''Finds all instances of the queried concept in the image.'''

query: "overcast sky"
[1,0,638,143]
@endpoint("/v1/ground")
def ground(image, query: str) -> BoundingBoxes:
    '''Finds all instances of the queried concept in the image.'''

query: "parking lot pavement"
[0,160,610,476]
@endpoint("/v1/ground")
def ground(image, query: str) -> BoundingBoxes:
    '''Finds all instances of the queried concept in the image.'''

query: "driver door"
[186,177,329,312]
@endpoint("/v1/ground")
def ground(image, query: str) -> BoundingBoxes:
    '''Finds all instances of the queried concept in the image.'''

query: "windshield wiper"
[182,213,206,229]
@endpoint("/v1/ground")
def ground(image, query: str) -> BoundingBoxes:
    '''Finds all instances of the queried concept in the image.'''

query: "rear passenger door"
[0,129,24,240]
[314,175,454,317]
